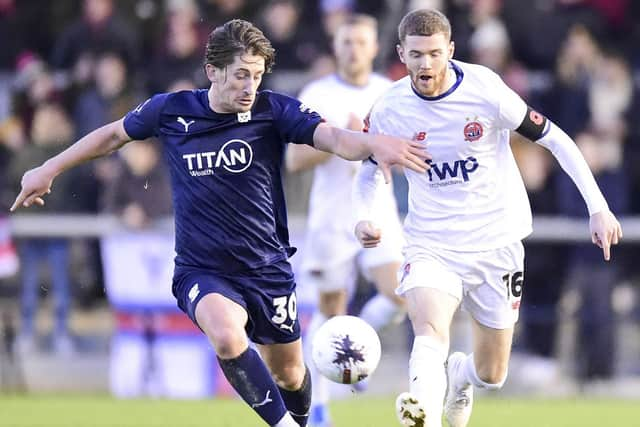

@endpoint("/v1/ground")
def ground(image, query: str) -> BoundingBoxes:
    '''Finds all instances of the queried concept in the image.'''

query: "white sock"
[273,412,299,427]
[304,311,330,406]
[461,352,507,390]
[359,294,405,331]
[409,335,448,427]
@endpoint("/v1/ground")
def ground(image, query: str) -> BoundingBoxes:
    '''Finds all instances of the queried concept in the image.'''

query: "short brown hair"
[398,9,451,43]
[204,19,276,72]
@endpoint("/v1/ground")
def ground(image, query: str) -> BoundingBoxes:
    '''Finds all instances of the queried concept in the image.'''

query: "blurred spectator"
[8,103,80,354]
[448,0,503,62]
[556,130,629,381]
[11,52,67,134]
[72,50,145,215]
[197,0,260,27]
[512,136,566,359]
[0,117,21,279]
[468,17,533,100]
[502,0,606,70]
[74,51,141,138]
[50,0,139,76]
[0,0,54,72]
[259,0,333,92]
[148,0,208,93]
[101,141,173,229]
[543,25,599,137]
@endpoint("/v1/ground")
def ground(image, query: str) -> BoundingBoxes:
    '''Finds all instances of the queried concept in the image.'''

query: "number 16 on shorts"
[502,271,524,310]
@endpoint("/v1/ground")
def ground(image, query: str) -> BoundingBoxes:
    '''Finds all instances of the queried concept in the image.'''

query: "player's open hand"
[589,210,623,261]
[355,220,382,248]
[370,134,430,183]
[10,165,55,212]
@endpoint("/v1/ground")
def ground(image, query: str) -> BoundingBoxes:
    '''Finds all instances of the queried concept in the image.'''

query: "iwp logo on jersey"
[182,139,253,176]
[427,156,479,184]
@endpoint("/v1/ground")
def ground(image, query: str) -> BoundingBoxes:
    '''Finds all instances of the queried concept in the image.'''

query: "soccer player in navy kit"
[11,20,428,427]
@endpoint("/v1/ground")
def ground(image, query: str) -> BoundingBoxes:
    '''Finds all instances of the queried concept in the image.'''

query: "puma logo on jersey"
[251,390,273,408]
[177,117,195,132]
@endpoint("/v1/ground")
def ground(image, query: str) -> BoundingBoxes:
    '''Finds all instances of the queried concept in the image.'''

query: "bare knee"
[409,314,450,344]
[271,362,306,390]
[206,326,248,359]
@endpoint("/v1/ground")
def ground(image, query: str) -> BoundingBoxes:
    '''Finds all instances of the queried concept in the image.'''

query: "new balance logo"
[251,390,273,408]
[177,117,195,132]
[188,283,200,302]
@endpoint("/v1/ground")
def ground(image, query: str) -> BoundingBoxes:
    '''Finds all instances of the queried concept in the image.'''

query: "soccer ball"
[311,315,382,384]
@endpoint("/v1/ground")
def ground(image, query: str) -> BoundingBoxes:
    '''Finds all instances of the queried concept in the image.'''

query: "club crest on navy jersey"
[237,111,251,123]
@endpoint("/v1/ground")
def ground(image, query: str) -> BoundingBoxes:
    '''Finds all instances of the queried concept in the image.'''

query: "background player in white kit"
[353,9,623,427]
[286,14,406,427]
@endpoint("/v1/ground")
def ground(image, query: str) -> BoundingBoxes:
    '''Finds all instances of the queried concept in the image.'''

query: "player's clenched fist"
[355,220,382,248]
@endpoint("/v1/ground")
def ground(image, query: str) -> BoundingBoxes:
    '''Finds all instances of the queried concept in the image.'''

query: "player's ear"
[448,40,455,60]
[396,44,406,64]
[205,64,217,83]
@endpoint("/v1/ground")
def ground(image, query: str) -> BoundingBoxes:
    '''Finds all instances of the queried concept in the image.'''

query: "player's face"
[333,23,378,80]
[397,33,454,97]
[206,53,265,113]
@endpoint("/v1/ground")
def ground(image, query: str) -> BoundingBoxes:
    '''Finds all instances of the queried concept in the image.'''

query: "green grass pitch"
[1,394,638,426]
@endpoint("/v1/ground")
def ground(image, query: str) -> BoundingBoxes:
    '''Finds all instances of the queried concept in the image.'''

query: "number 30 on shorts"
[502,271,524,309]
[271,293,298,327]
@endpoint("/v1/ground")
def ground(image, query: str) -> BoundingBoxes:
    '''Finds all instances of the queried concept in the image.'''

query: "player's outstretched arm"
[312,122,430,182]
[10,118,132,211]
[285,143,332,173]
[533,121,623,260]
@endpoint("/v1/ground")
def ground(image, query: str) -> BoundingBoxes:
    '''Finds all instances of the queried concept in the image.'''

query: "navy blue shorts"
[172,260,300,345]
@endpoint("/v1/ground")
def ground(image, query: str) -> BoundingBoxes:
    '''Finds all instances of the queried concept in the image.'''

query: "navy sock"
[278,366,312,427]
[218,347,287,426]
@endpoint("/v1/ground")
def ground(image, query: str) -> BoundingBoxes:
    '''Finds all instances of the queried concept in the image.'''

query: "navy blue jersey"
[123,89,322,272]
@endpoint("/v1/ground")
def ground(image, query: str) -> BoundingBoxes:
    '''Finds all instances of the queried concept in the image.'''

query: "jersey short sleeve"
[123,93,170,140]
[494,74,527,131]
[268,91,323,146]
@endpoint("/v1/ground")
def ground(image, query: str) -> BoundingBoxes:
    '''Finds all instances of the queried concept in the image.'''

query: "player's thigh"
[405,286,460,341]
[461,241,524,330]
[257,339,306,389]
[398,254,463,340]
[470,318,514,383]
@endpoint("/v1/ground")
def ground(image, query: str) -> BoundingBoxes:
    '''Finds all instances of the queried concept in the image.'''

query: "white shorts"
[396,241,525,329]
[300,231,404,294]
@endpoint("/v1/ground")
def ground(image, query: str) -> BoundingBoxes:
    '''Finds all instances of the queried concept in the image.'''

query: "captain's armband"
[515,107,548,141]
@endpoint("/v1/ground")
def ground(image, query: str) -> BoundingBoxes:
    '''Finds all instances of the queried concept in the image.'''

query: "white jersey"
[299,73,402,268]
[368,60,531,253]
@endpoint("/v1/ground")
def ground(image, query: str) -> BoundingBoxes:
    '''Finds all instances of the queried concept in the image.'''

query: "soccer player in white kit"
[286,15,406,427]
[352,9,623,427]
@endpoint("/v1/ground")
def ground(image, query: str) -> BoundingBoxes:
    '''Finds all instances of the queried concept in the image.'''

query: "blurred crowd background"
[0,0,640,394]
